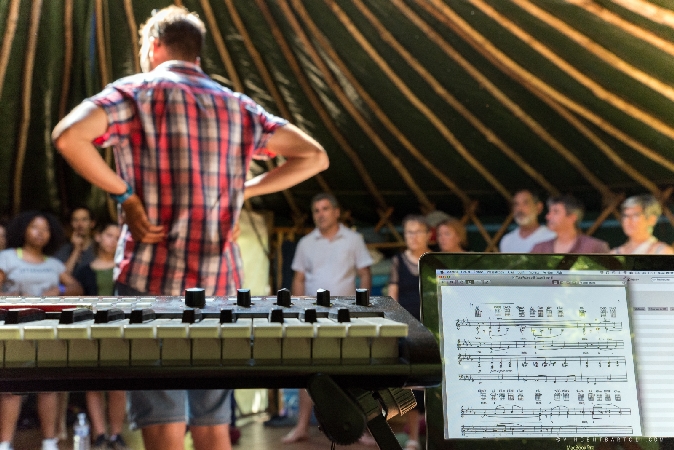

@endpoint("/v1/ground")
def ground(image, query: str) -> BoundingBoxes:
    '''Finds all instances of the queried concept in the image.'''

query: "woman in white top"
[611,195,674,255]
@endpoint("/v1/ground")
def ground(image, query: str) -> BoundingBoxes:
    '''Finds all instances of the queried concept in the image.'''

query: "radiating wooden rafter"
[350,0,557,198]
[610,0,674,29]
[224,0,308,220]
[513,0,674,103]
[327,0,512,202]
[292,0,473,205]
[12,0,42,214]
[123,0,140,74]
[56,0,74,214]
[385,0,557,198]
[565,0,674,58]
[0,0,21,102]
[424,0,674,176]
[276,0,435,213]
[198,0,241,91]
[254,0,405,242]
[468,0,674,143]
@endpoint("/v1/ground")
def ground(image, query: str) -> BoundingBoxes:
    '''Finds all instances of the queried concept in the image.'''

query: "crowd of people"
[0,4,672,450]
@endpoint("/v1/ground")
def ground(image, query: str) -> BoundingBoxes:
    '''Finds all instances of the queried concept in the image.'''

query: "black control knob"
[185,287,206,309]
[277,288,291,307]
[237,288,251,307]
[355,288,370,307]
[316,289,330,307]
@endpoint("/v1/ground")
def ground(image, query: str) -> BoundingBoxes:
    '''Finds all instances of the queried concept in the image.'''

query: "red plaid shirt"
[90,61,286,296]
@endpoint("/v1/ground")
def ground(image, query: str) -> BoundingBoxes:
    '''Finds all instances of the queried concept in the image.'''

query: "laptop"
[419,252,674,449]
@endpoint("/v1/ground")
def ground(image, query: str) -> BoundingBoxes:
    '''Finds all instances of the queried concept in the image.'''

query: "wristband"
[58,284,66,295]
[110,181,134,204]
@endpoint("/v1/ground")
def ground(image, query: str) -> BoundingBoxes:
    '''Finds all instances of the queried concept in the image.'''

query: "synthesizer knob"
[185,287,206,309]
[355,288,370,307]
[276,288,291,307]
[316,289,330,307]
[182,308,203,324]
[237,289,251,307]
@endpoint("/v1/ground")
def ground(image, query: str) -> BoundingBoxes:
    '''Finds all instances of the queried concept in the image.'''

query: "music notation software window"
[436,269,674,439]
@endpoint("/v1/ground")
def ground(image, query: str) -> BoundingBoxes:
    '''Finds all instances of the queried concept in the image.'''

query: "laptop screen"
[419,252,674,448]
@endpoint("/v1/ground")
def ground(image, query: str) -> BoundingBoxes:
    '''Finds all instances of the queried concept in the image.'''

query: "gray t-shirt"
[0,248,66,296]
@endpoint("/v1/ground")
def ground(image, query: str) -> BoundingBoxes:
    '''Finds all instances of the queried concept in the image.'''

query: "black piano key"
[5,308,46,324]
[330,308,350,323]
[185,287,206,309]
[276,288,291,307]
[268,308,284,323]
[237,289,251,307]
[302,308,317,323]
[355,288,370,306]
[316,289,330,307]
[129,308,156,324]
[182,308,203,324]
[59,308,94,324]
[94,308,125,324]
[220,308,235,323]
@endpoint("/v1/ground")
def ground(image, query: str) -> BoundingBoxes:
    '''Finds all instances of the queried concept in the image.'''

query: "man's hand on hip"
[121,194,165,243]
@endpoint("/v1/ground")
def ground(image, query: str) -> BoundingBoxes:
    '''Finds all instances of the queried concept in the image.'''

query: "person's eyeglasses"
[621,213,645,220]
[404,230,427,235]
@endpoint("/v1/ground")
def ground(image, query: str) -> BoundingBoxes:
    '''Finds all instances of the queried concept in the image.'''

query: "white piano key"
[125,320,161,365]
[282,318,313,361]
[91,321,129,366]
[57,321,97,365]
[360,317,406,360]
[24,318,64,367]
[221,318,251,361]
[361,317,408,337]
[252,318,283,360]
[342,318,379,360]
[157,319,190,366]
[189,319,221,365]
[4,340,36,367]
[313,318,347,360]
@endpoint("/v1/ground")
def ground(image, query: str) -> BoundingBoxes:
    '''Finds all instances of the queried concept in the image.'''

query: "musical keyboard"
[0,290,441,392]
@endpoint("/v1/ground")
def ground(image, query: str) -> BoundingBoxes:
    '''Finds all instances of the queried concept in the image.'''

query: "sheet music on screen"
[437,267,674,439]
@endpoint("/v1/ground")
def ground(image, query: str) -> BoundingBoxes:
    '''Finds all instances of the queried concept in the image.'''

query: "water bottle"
[283,388,299,419]
[73,412,90,450]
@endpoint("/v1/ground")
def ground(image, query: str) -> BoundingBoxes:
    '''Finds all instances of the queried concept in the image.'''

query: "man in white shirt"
[283,193,373,444]
[499,189,556,253]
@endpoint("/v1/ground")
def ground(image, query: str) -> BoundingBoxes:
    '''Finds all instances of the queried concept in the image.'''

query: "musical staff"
[457,354,625,368]
[455,318,622,332]
[459,373,627,383]
[460,424,633,436]
[457,339,624,351]
[460,405,631,419]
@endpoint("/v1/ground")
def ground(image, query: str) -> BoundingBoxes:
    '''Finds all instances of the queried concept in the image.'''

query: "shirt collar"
[311,223,345,240]
[154,60,205,76]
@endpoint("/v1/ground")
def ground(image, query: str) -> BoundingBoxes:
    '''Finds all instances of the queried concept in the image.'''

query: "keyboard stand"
[307,373,415,449]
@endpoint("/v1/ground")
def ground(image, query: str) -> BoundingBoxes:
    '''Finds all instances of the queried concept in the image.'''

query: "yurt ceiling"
[1,0,673,249]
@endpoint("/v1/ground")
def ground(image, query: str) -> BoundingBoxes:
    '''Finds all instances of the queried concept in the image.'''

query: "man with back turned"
[52,6,328,450]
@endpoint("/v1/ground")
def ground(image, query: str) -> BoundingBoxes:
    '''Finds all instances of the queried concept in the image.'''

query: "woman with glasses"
[611,195,673,255]
[387,215,431,450]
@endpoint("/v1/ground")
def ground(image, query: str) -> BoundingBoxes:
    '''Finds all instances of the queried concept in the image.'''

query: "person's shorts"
[128,389,232,428]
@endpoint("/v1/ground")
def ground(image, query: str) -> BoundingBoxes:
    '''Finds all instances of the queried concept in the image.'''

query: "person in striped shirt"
[52,6,328,450]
